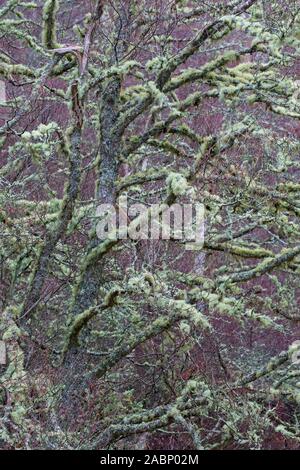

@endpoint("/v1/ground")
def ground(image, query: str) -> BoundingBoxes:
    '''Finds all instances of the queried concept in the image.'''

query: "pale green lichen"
[146,56,168,72]
[166,172,189,197]
[0,62,35,78]
[179,321,191,335]
[11,406,27,425]
[42,0,59,49]
[2,324,22,341]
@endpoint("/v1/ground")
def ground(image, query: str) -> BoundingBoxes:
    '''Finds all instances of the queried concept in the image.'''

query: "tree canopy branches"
[1,0,300,450]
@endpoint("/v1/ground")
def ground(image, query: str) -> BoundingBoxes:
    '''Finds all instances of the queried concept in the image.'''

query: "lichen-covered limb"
[120,91,207,158]
[93,297,209,379]
[251,96,300,119]
[205,241,273,259]
[203,173,300,216]
[0,62,36,78]
[208,222,259,244]
[42,0,59,49]
[63,288,121,354]
[219,245,300,284]
[74,180,183,293]
[0,20,46,55]
[238,342,300,386]
[89,393,209,449]
[116,168,170,193]
[0,0,19,19]
[73,118,251,310]
[19,50,92,318]
[174,413,204,450]
[93,338,296,449]
[155,0,258,88]
[116,2,257,134]
[98,344,298,449]
[69,9,135,317]
[163,46,255,93]
[118,118,251,205]
[0,54,61,137]
[116,91,154,136]
[273,371,300,390]
[21,123,83,319]
[0,309,31,445]
[122,90,247,161]
[71,182,182,313]
[20,3,102,316]
[0,57,76,82]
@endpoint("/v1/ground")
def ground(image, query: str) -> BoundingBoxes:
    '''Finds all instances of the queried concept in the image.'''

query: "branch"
[93,297,209,379]
[238,343,300,386]
[218,245,300,284]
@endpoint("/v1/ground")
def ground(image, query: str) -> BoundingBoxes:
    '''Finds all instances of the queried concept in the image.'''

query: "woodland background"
[1,0,300,450]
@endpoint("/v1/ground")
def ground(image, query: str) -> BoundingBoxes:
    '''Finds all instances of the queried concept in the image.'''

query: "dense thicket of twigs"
[1,0,300,450]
